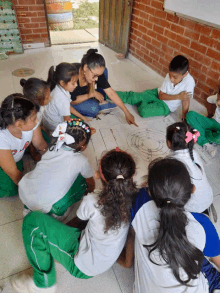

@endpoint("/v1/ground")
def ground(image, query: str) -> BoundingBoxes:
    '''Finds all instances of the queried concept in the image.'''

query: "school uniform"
[116,72,195,118]
[43,85,71,131]
[22,192,129,288]
[19,146,94,216]
[186,94,220,146]
[0,128,34,197]
[169,149,213,213]
[131,188,220,293]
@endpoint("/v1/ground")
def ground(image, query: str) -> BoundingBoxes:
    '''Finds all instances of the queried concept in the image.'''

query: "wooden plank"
[99,0,104,43]
[121,0,133,54]
[103,0,111,44]
[109,0,116,47]
[114,0,124,53]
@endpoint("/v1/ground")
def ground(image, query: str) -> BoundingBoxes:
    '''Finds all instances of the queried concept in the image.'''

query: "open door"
[99,0,133,56]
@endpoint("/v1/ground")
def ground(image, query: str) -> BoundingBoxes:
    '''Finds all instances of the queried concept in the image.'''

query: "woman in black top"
[70,49,137,126]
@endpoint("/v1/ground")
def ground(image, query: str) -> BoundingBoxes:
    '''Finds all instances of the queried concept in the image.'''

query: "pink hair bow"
[185,130,200,143]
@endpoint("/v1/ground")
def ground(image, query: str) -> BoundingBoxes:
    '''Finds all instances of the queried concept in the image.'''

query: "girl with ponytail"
[130,158,220,293]
[166,121,213,213]
[0,94,47,198]
[70,48,137,126]
[12,148,138,293]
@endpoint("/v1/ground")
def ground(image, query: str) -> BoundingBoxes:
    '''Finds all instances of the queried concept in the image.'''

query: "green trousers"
[116,88,170,118]
[23,211,91,289]
[0,160,23,198]
[186,111,220,146]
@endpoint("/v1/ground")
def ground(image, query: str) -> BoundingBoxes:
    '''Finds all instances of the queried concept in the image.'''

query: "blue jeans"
[201,257,220,292]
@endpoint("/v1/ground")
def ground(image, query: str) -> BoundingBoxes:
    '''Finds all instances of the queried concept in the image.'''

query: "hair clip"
[116,175,124,179]
[176,126,180,130]
[167,200,171,204]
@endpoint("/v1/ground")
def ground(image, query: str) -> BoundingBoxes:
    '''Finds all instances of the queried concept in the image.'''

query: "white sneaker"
[203,143,218,157]
[11,272,57,293]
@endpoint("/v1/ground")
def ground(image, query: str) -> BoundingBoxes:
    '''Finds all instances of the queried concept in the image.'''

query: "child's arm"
[85,176,95,195]
[69,107,92,122]
[182,99,190,120]
[117,226,135,268]
[159,91,191,101]
[209,255,220,270]
[0,150,22,185]
[66,216,88,231]
[32,125,48,155]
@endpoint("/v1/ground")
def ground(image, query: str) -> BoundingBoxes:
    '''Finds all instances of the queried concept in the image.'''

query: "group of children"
[0,49,219,293]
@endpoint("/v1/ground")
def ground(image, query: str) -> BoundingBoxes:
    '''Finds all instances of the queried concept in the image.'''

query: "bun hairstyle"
[47,62,79,91]
[81,48,105,70]
[0,94,39,129]
[166,122,201,170]
[98,149,138,233]
[146,158,204,286]
[20,78,50,106]
[49,118,91,152]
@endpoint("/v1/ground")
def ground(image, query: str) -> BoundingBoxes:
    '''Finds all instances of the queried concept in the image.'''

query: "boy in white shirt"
[186,89,220,157]
[116,55,195,120]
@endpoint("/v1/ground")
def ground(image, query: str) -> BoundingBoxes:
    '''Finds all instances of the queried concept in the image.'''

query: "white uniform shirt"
[43,85,71,131]
[19,147,94,213]
[207,94,220,123]
[131,188,220,293]
[159,72,195,112]
[169,149,213,212]
[74,192,129,276]
[0,128,33,162]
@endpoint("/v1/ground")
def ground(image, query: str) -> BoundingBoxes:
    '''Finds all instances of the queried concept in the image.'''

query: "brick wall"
[129,0,220,106]
[12,0,50,46]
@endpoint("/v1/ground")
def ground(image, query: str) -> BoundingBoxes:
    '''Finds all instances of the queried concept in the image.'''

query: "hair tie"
[115,147,121,152]
[176,126,180,130]
[68,118,91,133]
[167,200,171,204]
[185,131,200,143]
[116,175,124,179]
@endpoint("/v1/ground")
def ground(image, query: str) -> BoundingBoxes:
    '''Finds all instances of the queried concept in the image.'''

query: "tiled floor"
[0,42,220,292]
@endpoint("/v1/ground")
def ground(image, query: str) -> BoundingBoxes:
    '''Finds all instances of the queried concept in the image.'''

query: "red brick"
[152,38,161,47]
[131,21,139,30]
[179,18,195,30]
[31,17,47,23]
[194,23,212,36]
[154,10,166,19]
[145,6,156,16]
[136,49,144,58]
[211,61,220,72]
[133,1,141,10]
[176,35,190,47]
[190,59,203,71]
[139,11,148,20]
[32,28,48,34]
[170,24,184,35]
[153,24,164,35]
[156,18,170,29]
[24,23,40,28]
[217,42,220,51]
[164,53,173,62]
[14,6,29,12]
[206,78,219,88]
[190,41,207,54]
[148,29,157,39]
[130,33,137,42]
[146,43,155,52]
[16,17,31,23]
[20,11,38,17]
[150,51,160,61]
[164,29,177,40]
[211,29,220,40]
[184,29,200,41]
[24,33,41,39]
[132,41,140,50]
[194,53,212,67]
[38,11,46,17]
[143,20,153,30]
[168,39,181,50]
[141,45,149,54]
[36,0,44,4]
[161,44,173,55]
[203,68,219,80]
[180,46,195,58]
[18,0,35,4]
[142,34,152,43]
[156,34,168,44]
[199,35,218,48]
[129,44,136,52]
[149,15,157,23]
[166,14,179,24]
[139,24,147,34]
[206,48,220,62]
[19,28,32,34]
[159,57,169,68]
[198,82,210,93]
[151,0,163,10]
[132,8,140,16]
[28,5,45,11]
[133,28,142,38]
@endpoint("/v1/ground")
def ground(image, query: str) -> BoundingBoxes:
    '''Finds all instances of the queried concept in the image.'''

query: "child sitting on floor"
[166,122,213,213]
[116,55,195,120]
[19,118,95,220]
[12,148,138,293]
[186,89,220,157]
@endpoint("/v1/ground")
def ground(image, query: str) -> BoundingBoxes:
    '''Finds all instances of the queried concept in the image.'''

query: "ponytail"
[166,122,202,171]
[98,149,138,233]
[47,63,79,91]
[146,158,204,285]
[0,94,39,129]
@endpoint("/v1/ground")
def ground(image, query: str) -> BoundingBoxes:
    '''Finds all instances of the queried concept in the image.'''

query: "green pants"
[186,111,220,146]
[48,174,87,216]
[23,211,91,288]
[0,160,23,198]
[116,88,170,118]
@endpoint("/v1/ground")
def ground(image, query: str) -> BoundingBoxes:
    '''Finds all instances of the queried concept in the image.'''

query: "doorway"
[45,0,99,45]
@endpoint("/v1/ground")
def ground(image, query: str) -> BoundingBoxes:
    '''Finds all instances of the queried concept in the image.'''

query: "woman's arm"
[210,255,220,270]
[71,94,90,105]
[117,226,135,268]
[104,88,138,126]
[0,150,22,185]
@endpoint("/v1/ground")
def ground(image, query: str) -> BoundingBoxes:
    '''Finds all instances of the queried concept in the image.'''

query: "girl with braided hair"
[12,148,138,293]
[0,94,47,198]
[166,121,213,213]
[19,118,95,219]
